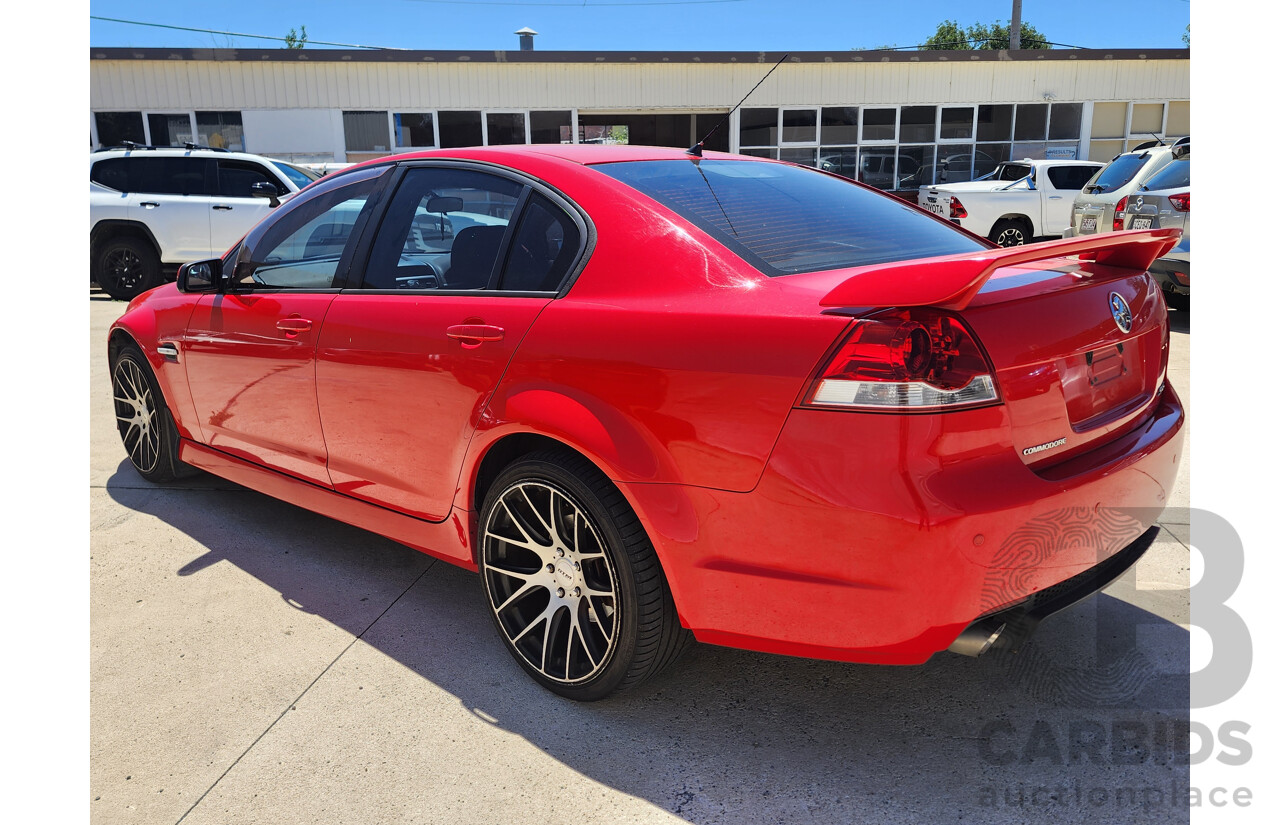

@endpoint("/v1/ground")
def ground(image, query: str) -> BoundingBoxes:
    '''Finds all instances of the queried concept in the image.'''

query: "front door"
[182,166,388,484]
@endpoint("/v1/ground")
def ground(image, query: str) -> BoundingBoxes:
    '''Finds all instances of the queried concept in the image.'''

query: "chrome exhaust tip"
[947,620,1007,657]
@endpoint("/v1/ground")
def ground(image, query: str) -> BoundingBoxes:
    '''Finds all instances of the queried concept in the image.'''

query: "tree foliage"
[922,19,1052,50]
[1182,25,1189,46]
[284,26,308,50]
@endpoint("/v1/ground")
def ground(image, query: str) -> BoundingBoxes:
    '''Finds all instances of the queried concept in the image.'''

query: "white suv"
[89,145,320,299]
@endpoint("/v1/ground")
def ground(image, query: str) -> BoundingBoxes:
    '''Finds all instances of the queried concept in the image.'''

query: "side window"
[234,172,381,290]
[131,157,214,196]
[90,158,130,191]
[89,157,213,195]
[1046,165,1096,192]
[501,193,582,292]
[218,160,286,198]
[362,167,523,290]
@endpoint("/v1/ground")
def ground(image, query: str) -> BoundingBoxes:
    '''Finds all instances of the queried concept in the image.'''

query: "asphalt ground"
[90,290,1193,825]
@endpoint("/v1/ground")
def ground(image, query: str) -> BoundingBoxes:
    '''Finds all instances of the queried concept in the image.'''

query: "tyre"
[96,237,162,301]
[112,345,195,483]
[990,219,1030,248]
[478,449,691,700]
[1165,290,1189,311]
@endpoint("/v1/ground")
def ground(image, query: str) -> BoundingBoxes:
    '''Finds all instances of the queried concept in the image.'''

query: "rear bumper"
[1149,252,1190,295]
[624,383,1185,664]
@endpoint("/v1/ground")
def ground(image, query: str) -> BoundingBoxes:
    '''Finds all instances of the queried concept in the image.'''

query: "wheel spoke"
[519,486,557,543]
[494,580,539,614]
[482,479,621,686]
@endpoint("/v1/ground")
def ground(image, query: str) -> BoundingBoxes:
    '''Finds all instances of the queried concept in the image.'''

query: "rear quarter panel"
[462,158,851,494]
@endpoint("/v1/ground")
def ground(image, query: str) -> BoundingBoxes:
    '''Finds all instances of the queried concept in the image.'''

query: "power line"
[89,16,400,50]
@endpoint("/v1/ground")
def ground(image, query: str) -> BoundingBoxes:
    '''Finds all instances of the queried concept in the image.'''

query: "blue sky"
[89,0,1190,52]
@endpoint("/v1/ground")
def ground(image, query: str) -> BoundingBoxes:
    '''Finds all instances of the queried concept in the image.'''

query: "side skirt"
[179,439,477,571]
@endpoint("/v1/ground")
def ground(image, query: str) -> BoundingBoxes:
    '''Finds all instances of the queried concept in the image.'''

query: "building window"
[861,108,896,142]
[939,107,975,141]
[95,112,144,147]
[196,111,244,152]
[1048,103,1083,141]
[343,111,390,152]
[486,112,527,145]
[531,110,572,144]
[394,113,436,148]
[821,107,858,145]
[147,113,194,147]
[438,111,483,148]
[900,107,936,144]
[781,109,817,143]
[739,108,778,149]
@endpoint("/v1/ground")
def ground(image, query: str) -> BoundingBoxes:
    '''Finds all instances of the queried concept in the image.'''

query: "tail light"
[950,196,967,219]
[1169,192,1190,212]
[804,308,1000,412]
[1112,196,1128,231]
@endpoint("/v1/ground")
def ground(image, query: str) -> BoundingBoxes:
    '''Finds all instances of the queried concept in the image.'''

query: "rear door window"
[360,166,523,290]
[500,192,583,292]
[597,159,985,276]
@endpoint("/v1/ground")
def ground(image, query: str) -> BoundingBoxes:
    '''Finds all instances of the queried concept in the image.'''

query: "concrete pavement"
[91,291,1193,824]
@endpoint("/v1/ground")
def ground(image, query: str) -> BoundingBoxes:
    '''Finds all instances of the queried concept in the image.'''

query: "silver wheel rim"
[483,480,619,684]
[996,227,1026,246]
[113,358,161,474]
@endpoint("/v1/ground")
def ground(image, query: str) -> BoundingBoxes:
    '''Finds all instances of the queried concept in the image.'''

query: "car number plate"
[1080,216,1098,233]
[1131,217,1153,230]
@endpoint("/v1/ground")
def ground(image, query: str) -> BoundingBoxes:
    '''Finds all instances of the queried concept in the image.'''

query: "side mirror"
[251,181,281,208]
[177,259,222,293]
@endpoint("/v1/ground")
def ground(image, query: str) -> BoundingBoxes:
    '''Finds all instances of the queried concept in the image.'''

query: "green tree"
[921,20,971,50]
[1182,25,1190,46]
[922,19,1052,50]
[284,25,308,49]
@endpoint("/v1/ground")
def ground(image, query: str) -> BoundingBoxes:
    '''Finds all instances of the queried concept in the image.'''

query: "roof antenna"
[686,52,790,158]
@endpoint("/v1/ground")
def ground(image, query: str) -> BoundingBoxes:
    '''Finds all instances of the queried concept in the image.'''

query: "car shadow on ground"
[1168,305,1190,334]
[104,461,1191,824]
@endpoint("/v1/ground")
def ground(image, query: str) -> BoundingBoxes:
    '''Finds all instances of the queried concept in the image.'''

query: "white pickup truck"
[917,159,1103,246]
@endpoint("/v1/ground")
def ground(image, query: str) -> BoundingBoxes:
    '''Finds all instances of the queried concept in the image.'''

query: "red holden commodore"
[109,145,1185,700]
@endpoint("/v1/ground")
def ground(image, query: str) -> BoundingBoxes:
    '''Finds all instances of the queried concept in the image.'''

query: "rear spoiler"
[819,228,1182,310]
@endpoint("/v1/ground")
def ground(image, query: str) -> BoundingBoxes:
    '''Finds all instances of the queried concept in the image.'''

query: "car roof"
[90,147,287,164]
[347,144,753,171]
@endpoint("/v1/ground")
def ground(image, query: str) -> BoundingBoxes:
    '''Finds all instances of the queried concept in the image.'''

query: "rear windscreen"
[596,159,986,276]
[1085,154,1149,193]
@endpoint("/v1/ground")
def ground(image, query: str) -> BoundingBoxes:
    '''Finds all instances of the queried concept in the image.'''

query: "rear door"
[316,164,587,522]
[182,165,389,485]
[125,156,217,262]
[209,158,290,256]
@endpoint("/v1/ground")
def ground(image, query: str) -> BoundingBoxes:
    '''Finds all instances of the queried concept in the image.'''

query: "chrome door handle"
[140,201,159,208]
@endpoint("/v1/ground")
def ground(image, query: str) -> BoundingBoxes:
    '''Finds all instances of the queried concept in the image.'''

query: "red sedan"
[109,145,1184,700]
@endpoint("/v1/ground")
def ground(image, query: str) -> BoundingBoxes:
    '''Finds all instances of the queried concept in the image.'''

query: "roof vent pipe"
[515,27,537,51]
